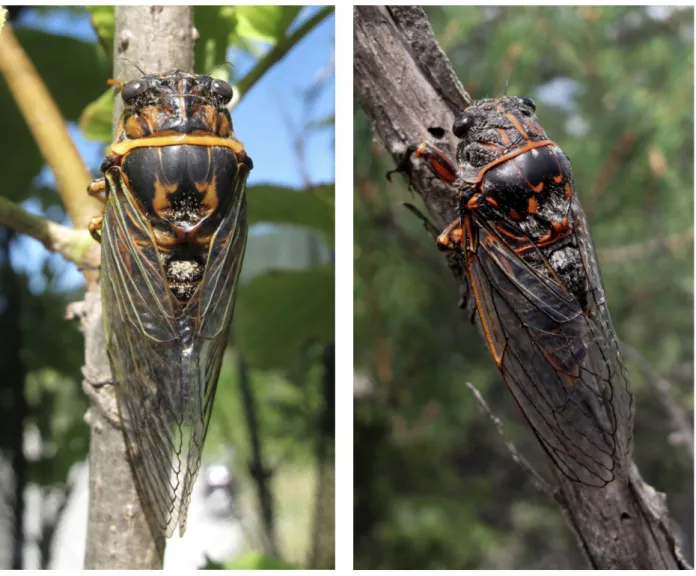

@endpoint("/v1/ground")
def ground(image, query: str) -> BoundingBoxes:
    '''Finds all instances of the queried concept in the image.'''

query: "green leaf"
[222,552,298,570]
[306,113,335,132]
[234,267,334,370]
[193,6,238,76]
[247,184,335,246]
[79,88,114,142]
[87,5,114,64]
[236,6,303,44]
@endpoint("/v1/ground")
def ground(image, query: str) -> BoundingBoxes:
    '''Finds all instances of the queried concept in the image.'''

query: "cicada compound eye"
[452,111,475,139]
[519,97,537,112]
[211,79,233,103]
[121,79,148,104]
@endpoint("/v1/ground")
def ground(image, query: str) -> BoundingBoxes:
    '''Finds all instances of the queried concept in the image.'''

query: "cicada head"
[116,69,235,140]
[453,96,551,177]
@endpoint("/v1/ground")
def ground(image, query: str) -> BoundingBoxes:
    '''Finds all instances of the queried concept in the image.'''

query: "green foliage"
[247,184,335,246]
[235,6,302,45]
[355,6,693,569]
[214,551,298,569]
[235,267,334,370]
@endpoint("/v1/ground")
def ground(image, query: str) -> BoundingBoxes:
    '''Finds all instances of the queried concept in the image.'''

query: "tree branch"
[354,5,687,569]
[82,6,195,569]
[0,197,94,265]
[0,24,102,231]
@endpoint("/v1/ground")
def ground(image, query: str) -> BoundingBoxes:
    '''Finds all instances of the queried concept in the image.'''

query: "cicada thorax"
[119,145,240,301]
[107,70,250,304]
[457,97,588,310]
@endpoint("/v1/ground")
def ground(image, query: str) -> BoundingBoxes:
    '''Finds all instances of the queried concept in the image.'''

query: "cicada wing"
[467,211,630,486]
[569,198,634,460]
[176,160,250,535]
[101,168,191,537]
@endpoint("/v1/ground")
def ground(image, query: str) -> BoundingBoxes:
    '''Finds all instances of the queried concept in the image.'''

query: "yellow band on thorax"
[110,134,245,157]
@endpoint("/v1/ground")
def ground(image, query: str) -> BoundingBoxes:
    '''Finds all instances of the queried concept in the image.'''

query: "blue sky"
[12,6,335,292]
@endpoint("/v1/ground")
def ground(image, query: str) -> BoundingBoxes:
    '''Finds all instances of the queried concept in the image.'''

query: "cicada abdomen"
[88,70,252,536]
[392,96,634,487]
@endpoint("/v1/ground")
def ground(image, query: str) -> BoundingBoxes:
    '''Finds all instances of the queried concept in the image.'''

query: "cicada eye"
[211,79,233,103]
[122,79,148,104]
[519,97,536,112]
[452,112,475,139]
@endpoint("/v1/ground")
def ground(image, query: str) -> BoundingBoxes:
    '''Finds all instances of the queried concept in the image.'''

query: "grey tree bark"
[82,6,194,569]
[354,5,688,570]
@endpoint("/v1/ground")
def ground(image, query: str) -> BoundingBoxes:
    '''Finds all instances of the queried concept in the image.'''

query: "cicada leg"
[437,220,465,251]
[87,176,108,243]
[88,215,103,243]
[387,142,458,184]
[88,177,108,204]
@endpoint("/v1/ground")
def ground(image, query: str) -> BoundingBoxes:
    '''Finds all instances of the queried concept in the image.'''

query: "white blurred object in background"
[48,459,243,569]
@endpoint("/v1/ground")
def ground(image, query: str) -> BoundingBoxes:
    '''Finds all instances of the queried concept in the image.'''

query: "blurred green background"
[0,5,334,570]
[354,6,693,569]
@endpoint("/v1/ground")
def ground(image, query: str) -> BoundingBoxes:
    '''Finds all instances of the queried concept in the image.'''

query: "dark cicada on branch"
[390,95,634,487]
[88,70,251,537]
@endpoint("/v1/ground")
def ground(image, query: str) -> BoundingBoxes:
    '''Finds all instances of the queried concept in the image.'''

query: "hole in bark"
[428,126,445,139]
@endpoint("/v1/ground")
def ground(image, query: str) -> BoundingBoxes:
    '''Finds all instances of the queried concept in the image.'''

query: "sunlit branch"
[0,196,94,265]
[0,24,101,230]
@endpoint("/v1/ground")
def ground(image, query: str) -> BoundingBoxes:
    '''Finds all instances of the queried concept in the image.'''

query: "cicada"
[390,96,634,486]
[88,69,252,536]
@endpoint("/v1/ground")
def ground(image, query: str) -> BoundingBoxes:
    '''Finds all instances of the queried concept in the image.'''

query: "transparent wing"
[101,161,248,536]
[466,201,633,486]
[177,163,249,535]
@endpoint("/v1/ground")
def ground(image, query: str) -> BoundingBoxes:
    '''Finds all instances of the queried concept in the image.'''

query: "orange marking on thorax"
[496,128,511,146]
[473,140,554,184]
[125,115,147,139]
[111,134,245,157]
[527,196,538,214]
[152,169,179,216]
[504,113,530,140]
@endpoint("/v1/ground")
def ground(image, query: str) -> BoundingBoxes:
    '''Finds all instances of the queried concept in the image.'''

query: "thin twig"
[465,381,597,567]
[465,382,557,498]
[621,343,694,460]
[0,197,95,265]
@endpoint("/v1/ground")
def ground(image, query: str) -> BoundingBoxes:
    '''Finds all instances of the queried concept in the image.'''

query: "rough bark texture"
[354,5,687,570]
[83,6,194,569]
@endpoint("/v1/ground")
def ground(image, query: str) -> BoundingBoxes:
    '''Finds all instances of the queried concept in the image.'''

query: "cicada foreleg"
[86,175,109,243]
[387,141,458,184]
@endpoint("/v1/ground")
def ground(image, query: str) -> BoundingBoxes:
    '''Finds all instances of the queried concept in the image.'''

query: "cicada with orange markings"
[88,70,252,536]
[390,96,634,486]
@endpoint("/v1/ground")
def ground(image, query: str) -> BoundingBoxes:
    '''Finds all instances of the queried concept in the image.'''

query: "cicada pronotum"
[88,70,252,536]
[390,96,634,487]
